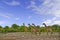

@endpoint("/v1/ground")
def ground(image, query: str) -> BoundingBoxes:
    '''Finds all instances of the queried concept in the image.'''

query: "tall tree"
[11,24,19,29]
[0,26,3,32]
[11,24,20,32]
[52,24,60,32]
[4,26,9,32]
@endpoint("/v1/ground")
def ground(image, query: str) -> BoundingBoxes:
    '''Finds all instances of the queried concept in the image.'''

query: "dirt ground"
[0,32,60,40]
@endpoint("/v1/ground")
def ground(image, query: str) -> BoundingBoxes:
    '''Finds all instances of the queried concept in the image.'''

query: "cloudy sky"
[0,0,60,26]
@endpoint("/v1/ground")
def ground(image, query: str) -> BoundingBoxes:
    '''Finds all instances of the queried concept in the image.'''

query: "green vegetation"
[0,23,60,33]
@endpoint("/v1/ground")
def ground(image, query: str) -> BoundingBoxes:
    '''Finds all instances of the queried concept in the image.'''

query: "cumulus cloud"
[14,17,20,20]
[3,0,20,6]
[43,19,52,25]
[0,21,6,24]
[42,17,60,25]
[53,21,60,25]
[27,0,60,17]
[27,0,60,25]
[28,16,32,19]
[0,13,11,19]
[0,12,20,21]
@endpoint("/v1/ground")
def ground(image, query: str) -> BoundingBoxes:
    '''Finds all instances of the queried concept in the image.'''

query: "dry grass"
[0,32,60,40]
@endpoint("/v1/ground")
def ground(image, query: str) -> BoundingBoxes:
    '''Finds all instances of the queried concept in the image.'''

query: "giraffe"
[28,24,36,33]
[23,23,28,32]
[28,23,41,34]
[36,25,41,34]
[32,23,41,34]
[43,23,53,34]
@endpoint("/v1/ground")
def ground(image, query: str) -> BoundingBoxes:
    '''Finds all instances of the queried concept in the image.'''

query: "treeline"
[0,23,60,33]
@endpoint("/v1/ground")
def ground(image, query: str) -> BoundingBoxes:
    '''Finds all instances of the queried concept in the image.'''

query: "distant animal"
[23,23,28,32]
[43,23,53,34]
[28,23,41,34]
[28,24,36,33]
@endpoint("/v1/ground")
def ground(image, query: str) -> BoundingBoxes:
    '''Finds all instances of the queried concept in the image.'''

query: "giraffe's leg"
[39,31,41,34]
[50,29,53,34]
[47,29,49,35]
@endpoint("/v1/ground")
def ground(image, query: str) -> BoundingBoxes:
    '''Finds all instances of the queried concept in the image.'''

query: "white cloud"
[42,20,60,26]
[52,20,60,25]
[28,16,32,19]
[14,17,20,20]
[3,0,20,6]
[42,17,60,25]
[53,10,60,17]
[0,13,20,21]
[0,13,11,19]
[27,0,60,25]
[53,20,60,25]
[43,19,52,25]
[0,21,6,24]
[52,17,56,20]
[27,0,60,17]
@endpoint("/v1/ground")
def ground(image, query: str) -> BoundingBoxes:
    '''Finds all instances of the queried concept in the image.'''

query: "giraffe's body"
[24,26,28,32]
[29,26,37,33]
[45,26,52,32]
[28,24,40,34]
[43,23,52,34]
[23,23,28,32]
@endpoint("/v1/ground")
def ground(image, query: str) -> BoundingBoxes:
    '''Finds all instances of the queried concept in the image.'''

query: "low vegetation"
[0,23,60,33]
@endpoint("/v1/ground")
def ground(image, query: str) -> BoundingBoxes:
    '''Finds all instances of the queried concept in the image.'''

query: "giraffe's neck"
[44,25,47,27]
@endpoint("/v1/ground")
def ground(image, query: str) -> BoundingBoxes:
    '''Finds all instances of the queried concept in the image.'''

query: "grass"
[0,32,60,40]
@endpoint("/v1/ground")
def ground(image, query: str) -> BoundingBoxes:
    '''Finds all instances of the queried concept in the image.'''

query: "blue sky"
[0,0,60,26]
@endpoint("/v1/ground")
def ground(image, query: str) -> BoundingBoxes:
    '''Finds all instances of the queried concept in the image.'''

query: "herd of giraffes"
[23,23,53,34]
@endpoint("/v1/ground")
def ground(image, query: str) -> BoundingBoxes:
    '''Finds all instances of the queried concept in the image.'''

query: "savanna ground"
[0,32,60,40]
[0,23,60,40]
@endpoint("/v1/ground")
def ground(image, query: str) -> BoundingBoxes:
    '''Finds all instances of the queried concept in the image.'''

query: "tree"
[11,24,20,32]
[4,26,9,32]
[0,26,3,32]
[19,23,28,32]
[11,24,19,29]
[51,24,60,32]
[0,26,2,28]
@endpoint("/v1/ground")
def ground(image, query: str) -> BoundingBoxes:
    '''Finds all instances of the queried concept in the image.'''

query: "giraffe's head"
[43,23,47,27]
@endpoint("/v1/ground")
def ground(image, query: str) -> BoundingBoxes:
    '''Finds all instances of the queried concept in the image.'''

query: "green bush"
[0,24,60,33]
